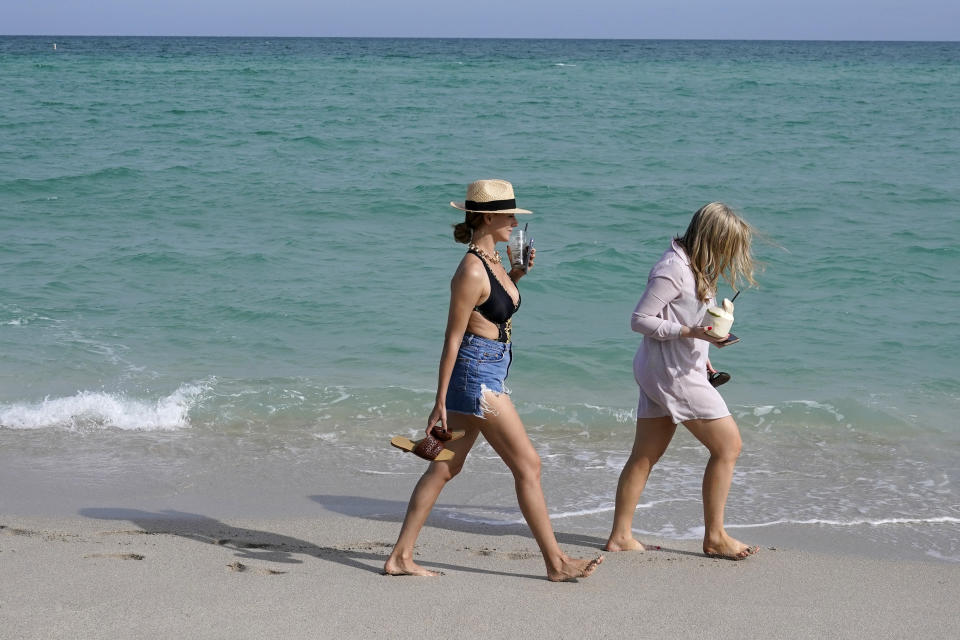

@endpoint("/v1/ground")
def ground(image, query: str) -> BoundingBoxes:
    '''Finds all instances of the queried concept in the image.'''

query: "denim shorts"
[446,333,512,419]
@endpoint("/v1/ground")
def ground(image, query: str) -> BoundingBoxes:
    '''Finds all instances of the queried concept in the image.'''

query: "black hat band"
[465,198,517,211]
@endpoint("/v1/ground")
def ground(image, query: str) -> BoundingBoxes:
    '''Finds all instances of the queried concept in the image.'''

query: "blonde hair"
[676,202,758,302]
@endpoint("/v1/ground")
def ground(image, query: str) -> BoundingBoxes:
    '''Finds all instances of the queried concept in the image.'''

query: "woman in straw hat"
[605,202,760,560]
[384,179,603,581]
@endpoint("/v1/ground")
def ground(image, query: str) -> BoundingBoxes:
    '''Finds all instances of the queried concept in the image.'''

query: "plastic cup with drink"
[508,223,533,271]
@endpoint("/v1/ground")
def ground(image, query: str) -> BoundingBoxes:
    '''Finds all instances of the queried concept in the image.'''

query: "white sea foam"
[793,399,845,422]
[726,516,960,528]
[0,383,207,431]
[355,469,415,475]
[443,512,525,526]
[326,386,351,405]
[665,516,960,539]
[523,401,635,427]
[439,497,697,526]
[547,505,616,520]
[580,403,635,423]
[925,550,960,563]
[1,309,51,326]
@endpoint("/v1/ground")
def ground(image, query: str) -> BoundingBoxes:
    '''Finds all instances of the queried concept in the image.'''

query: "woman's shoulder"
[453,252,489,286]
[458,250,486,272]
[649,249,688,281]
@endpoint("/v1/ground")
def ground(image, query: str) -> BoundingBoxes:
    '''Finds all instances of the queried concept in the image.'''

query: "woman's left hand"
[507,247,535,282]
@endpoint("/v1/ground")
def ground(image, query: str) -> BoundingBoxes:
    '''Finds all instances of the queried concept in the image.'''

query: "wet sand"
[1,511,956,639]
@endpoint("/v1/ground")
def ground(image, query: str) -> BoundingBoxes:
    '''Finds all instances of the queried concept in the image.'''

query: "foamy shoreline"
[2,512,956,639]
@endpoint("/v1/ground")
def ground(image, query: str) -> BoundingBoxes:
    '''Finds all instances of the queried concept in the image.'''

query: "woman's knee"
[511,452,542,483]
[627,450,661,471]
[710,435,742,462]
[427,461,463,483]
[686,417,742,461]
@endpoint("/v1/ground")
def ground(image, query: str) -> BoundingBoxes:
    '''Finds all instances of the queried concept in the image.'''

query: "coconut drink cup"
[704,298,735,338]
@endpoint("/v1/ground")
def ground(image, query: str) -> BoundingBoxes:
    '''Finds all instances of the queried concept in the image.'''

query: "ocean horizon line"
[3,34,959,44]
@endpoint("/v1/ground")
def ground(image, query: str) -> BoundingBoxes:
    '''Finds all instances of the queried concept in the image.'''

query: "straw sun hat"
[450,179,532,214]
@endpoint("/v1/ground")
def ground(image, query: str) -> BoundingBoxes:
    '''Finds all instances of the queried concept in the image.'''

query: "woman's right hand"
[685,325,730,345]
[427,401,448,436]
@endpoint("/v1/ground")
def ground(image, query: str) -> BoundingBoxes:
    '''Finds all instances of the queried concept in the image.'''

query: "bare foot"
[383,556,441,577]
[547,554,604,582]
[604,535,645,552]
[703,534,759,561]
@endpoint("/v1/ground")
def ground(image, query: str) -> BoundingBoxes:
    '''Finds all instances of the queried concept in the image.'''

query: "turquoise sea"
[1,37,958,561]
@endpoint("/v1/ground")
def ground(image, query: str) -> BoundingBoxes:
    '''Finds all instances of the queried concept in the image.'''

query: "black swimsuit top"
[469,248,520,342]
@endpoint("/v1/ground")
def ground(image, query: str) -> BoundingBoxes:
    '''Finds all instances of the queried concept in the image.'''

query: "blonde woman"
[606,202,760,560]
[385,179,603,581]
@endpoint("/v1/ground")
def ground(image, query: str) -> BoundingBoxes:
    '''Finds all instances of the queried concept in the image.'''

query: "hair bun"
[453,221,472,244]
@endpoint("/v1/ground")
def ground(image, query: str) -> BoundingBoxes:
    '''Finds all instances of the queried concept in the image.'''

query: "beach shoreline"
[2,509,956,639]
[3,35,959,638]
[2,444,956,567]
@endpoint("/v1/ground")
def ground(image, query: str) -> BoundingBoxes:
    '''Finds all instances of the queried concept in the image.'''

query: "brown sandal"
[390,427,464,462]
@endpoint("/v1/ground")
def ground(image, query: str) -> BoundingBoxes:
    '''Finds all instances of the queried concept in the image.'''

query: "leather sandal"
[390,427,464,462]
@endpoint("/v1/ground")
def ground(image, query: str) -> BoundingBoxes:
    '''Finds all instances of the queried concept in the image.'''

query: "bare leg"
[605,416,676,551]
[479,391,602,581]
[683,415,755,558]
[383,418,481,576]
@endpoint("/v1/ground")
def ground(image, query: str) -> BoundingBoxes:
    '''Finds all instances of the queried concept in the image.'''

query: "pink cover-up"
[631,240,730,423]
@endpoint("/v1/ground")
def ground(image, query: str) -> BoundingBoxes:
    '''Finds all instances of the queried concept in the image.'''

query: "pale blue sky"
[4,0,959,40]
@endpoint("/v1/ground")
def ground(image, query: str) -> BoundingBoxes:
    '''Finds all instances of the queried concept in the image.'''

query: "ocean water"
[2,37,958,561]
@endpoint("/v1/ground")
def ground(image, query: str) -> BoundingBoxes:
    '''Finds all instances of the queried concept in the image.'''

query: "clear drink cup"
[508,227,526,270]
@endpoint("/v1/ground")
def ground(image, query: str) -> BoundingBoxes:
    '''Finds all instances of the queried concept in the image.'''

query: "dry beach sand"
[1,511,956,640]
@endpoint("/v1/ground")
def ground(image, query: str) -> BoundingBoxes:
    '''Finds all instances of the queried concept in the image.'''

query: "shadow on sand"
[309,494,610,549]
[77,507,546,580]
[309,494,702,559]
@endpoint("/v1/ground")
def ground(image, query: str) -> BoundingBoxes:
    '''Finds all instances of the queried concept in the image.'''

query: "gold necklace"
[468,243,502,264]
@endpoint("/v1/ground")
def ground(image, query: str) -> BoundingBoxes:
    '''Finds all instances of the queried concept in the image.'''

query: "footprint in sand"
[226,561,286,575]
[1,526,39,537]
[463,546,537,560]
